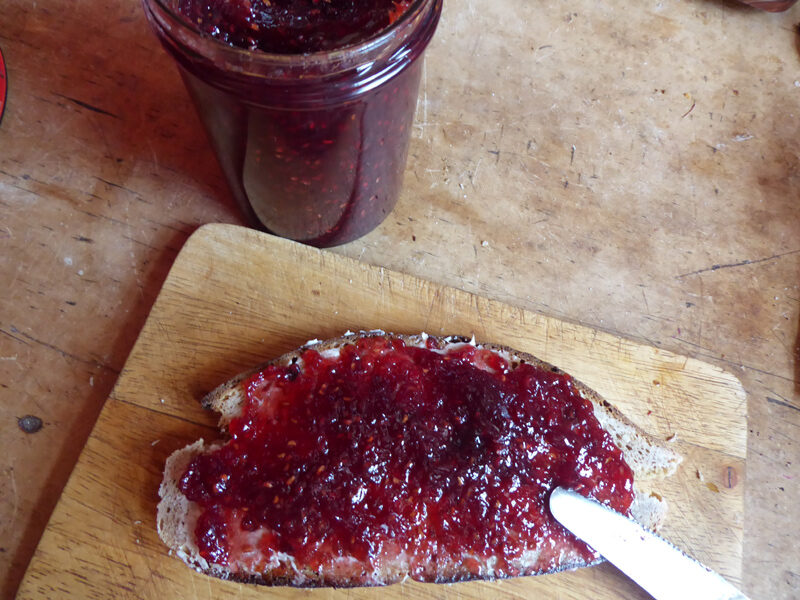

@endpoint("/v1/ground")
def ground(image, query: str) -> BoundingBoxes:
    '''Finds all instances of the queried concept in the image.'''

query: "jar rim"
[143,0,431,66]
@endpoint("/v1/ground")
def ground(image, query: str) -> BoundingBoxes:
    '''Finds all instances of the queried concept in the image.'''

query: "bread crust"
[159,330,681,587]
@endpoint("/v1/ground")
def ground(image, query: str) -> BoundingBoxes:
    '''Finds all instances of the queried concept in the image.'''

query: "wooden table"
[1,0,798,597]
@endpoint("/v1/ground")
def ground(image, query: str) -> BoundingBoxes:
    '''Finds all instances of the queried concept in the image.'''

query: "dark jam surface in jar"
[179,337,635,577]
[177,0,413,54]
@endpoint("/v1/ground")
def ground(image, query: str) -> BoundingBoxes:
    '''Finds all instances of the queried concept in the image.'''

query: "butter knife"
[549,487,749,600]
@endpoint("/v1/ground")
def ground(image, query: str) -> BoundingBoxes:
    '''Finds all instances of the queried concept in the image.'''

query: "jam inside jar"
[143,0,442,246]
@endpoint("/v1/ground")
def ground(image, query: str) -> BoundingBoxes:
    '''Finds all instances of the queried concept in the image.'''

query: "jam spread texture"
[180,337,635,578]
[178,0,414,54]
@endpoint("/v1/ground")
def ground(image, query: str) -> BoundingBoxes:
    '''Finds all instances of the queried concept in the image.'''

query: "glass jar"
[142,0,442,246]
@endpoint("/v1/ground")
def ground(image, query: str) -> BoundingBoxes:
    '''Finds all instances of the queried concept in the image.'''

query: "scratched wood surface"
[2,0,799,598]
[15,224,746,599]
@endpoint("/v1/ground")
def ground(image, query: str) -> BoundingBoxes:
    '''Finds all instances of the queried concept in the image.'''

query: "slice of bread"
[158,331,681,586]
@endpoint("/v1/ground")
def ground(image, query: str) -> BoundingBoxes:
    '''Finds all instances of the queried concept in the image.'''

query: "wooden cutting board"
[16,224,747,600]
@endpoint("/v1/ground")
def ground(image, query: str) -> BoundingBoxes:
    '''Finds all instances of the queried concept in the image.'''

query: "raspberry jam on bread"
[177,335,635,579]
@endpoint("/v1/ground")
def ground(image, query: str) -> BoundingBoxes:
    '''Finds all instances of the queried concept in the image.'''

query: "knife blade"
[549,487,749,600]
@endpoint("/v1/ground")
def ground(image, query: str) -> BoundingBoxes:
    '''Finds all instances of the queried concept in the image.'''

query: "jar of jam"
[142,0,442,246]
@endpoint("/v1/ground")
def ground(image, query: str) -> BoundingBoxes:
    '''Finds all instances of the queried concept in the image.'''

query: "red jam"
[145,0,441,246]
[179,337,635,578]
[177,0,414,54]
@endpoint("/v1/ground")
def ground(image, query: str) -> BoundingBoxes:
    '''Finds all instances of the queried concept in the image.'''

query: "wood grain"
[17,224,746,599]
